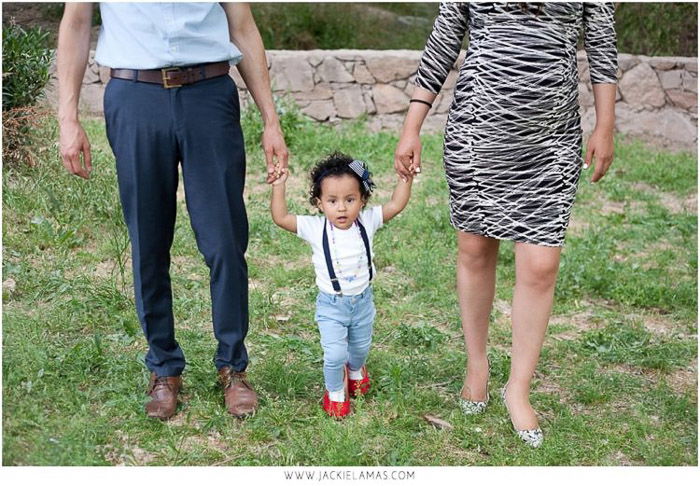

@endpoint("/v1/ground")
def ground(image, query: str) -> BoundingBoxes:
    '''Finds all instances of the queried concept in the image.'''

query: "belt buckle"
[161,67,182,88]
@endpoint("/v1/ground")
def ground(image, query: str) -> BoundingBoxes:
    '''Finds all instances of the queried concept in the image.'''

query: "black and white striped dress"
[414,3,618,246]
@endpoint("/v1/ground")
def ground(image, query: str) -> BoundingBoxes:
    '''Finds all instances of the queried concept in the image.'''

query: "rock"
[619,63,666,108]
[332,50,365,61]
[79,84,105,115]
[372,84,410,114]
[423,414,453,430]
[617,54,640,71]
[685,60,698,73]
[318,57,354,83]
[658,69,683,90]
[362,90,376,115]
[293,84,334,101]
[667,89,698,111]
[682,72,698,94]
[616,103,697,145]
[366,55,419,83]
[353,63,375,84]
[647,57,677,70]
[333,85,365,118]
[228,66,246,88]
[82,63,100,84]
[578,82,594,108]
[269,56,314,92]
[307,52,324,67]
[577,58,590,84]
[301,100,335,121]
[99,65,111,84]
[580,107,596,135]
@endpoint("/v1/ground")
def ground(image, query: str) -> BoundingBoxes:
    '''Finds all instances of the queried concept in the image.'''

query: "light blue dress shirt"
[94,2,243,69]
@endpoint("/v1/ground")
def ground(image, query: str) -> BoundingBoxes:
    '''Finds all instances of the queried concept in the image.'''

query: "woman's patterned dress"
[414,2,617,246]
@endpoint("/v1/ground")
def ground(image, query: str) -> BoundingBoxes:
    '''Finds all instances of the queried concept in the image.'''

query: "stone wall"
[46,49,698,149]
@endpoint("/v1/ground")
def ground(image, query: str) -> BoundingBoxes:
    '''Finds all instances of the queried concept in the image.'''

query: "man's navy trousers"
[104,74,248,377]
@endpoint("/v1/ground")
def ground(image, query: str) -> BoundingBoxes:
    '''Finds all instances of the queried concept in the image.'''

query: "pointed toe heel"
[501,385,544,448]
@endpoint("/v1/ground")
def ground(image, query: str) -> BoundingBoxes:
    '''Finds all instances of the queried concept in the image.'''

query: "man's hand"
[262,123,288,183]
[221,3,290,184]
[60,119,92,179]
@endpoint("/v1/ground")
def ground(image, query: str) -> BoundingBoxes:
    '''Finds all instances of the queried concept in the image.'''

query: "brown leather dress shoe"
[145,373,182,420]
[218,367,258,418]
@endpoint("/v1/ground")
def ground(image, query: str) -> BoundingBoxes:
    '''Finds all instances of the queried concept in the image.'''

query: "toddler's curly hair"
[308,152,374,207]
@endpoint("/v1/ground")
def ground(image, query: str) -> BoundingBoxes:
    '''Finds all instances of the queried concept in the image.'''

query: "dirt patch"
[179,430,231,454]
[632,182,697,214]
[634,311,692,337]
[608,361,697,395]
[666,358,698,392]
[608,450,636,466]
[99,430,156,465]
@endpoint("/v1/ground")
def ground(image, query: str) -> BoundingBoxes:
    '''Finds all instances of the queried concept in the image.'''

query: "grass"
[2,108,697,466]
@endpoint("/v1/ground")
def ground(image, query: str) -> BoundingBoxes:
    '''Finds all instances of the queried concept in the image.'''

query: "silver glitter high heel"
[458,359,490,415]
[501,384,543,448]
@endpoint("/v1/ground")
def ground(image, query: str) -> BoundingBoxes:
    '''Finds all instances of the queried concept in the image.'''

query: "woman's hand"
[583,127,614,183]
[394,130,422,181]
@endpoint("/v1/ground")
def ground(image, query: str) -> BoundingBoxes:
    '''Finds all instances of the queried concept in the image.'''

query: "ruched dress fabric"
[414,3,618,246]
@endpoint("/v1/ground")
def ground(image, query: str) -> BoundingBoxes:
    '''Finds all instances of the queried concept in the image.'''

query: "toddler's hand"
[270,168,288,186]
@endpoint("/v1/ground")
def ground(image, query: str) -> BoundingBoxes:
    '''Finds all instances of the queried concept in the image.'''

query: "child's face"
[316,175,365,230]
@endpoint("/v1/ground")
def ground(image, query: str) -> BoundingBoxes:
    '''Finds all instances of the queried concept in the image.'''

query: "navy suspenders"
[322,218,373,294]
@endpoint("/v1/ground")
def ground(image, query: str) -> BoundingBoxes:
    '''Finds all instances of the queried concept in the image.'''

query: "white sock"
[329,389,345,402]
[348,368,364,380]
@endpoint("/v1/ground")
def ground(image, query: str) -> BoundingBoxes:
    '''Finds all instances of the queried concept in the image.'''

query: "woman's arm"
[270,172,297,233]
[582,2,618,182]
[395,2,469,179]
[382,176,413,224]
[584,84,616,182]
[394,87,437,181]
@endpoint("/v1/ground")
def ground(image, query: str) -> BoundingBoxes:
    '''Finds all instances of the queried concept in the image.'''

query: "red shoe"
[322,367,351,419]
[347,365,370,397]
[322,391,351,418]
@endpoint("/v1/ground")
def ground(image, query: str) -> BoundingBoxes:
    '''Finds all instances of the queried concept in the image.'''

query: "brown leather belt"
[110,61,230,88]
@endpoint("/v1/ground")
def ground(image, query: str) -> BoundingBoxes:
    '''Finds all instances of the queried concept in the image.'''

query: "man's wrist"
[58,111,80,124]
[263,119,282,131]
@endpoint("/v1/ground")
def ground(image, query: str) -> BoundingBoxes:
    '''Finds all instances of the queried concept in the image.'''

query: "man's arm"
[222,3,289,183]
[57,2,94,179]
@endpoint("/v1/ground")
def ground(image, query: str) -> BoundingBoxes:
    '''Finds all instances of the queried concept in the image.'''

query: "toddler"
[270,152,412,418]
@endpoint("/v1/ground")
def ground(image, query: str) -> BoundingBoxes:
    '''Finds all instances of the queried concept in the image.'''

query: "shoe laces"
[221,369,251,389]
[149,376,175,394]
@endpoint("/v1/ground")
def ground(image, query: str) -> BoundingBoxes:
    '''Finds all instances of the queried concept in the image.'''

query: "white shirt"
[297,206,383,295]
[95,3,243,69]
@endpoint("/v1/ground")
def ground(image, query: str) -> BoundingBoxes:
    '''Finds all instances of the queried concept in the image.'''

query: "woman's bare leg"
[456,231,500,401]
[505,241,561,429]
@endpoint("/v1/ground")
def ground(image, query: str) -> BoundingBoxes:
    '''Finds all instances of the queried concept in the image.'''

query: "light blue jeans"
[315,286,375,393]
